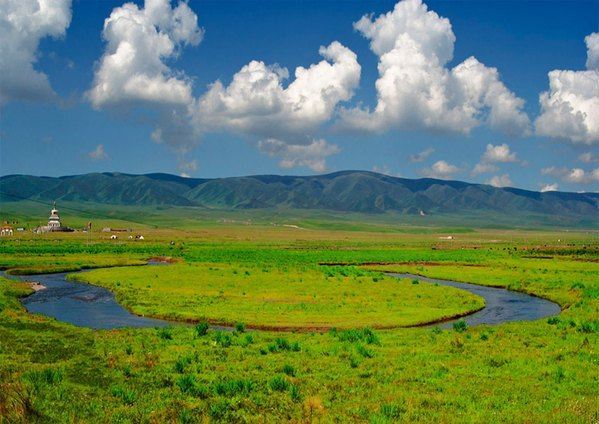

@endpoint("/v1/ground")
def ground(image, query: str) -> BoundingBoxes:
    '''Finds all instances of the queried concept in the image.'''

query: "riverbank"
[67,262,485,330]
[11,266,560,331]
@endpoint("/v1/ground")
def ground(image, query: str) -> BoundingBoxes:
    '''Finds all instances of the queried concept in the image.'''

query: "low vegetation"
[0,227,597,422]
[70,262,484,329]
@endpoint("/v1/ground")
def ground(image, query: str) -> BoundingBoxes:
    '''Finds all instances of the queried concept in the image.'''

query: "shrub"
[26,367,64,388]
[235,322,246,333]
[41,368,63,385]
[412,279,419,285]
[157,326,173,340]
[213,378,254,397]
[24,368,63,392]
[177,375,209,398]
[269,375,289,392]
[240,333,254,347]
[380,403,406,419]
[453,320,468,333]
[177,375,197,394]
[214,331,232,348]
[195,322,209,337]
[362,328,380,345]
[174,356,191,374]
[209,399,231,420]
[349,355,361,368]
[194,385,210,399]
[356,344,374,358]
[268,337,299,352]
[179,409,195,424]
[554,367,566,383]
[274,337,290,350]
[579,321,598,333]
[331,328,380,345]
[486,357,508,368]
[123,365,133,378]
[290,384,301,402]
[547,317,560,325]
[111,386,136,405]
[282,364,295,377]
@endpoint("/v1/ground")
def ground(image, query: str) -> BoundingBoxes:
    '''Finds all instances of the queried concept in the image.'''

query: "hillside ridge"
[1,171,597,219]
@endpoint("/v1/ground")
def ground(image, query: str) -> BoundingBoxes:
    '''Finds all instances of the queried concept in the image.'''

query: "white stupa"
[48,202,61,229]
[34,202,74,233]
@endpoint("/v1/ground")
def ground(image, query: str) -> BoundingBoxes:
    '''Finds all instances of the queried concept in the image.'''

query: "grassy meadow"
[71,263,484,329]
[0,222,597,422]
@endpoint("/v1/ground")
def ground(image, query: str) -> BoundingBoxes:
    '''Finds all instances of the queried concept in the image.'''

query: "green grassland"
[71,264,484,329]
[0,225,598,422]
[2,199,596,233]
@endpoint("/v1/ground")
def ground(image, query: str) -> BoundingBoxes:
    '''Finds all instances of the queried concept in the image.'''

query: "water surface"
[389,273,561,328]
[4,271,169,329]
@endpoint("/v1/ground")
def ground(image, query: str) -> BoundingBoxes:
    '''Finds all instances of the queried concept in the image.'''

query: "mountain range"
[1,171,597,222]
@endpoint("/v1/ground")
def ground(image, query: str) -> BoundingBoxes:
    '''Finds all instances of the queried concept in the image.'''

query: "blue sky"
[1,0,598,193]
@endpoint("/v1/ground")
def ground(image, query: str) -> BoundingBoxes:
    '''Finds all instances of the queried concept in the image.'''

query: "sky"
[0,0,598,193]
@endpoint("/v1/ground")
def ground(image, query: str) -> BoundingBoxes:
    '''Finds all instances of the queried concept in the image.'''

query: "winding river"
[2,267,560,330]
[389,273,560,328]
[4,270,170,329]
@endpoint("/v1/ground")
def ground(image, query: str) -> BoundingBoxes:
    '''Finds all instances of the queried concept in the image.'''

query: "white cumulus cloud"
[0,0,72,105]
[88,144,108,160]
[193,41,360,171]
[178,158,197,177]
[409,147,435,162]
[87,1,358,172]
[579,152,598,164]
[194,42,360,137]
[339,0,530,136]
[87,0,203,153]
[258,138,340,173]
[540,183,559,192]
[535,33,599,145]
[421,160,460,179]
[481,143,518,163]
[586,32,599,71]
[472,163,499,175]
[487,174,512,187]
[87,0,202,108]
[372,165,401,177]
[472,143,518,175]
[541,166,599,184]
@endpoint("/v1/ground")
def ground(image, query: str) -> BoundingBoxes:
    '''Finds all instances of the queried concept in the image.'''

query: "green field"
[0,224,597,422]
[71,263,483,329]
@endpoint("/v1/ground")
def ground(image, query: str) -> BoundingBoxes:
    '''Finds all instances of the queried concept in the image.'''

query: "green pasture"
[72,263,484,329]
[0,227,597,422]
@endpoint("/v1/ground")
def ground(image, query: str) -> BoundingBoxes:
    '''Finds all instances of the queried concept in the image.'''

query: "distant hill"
[1,171,597,223]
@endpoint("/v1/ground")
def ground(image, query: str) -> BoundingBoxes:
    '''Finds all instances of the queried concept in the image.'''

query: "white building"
[48,202,61,229]
[34,202,74,233]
